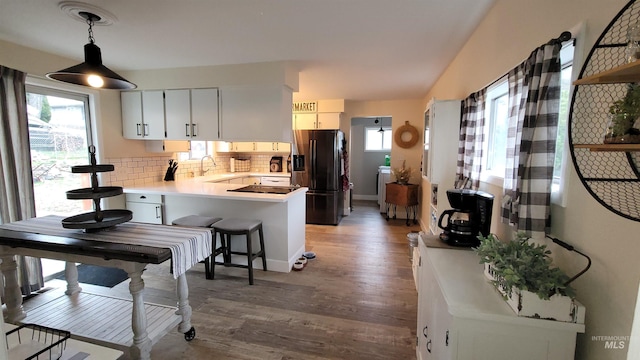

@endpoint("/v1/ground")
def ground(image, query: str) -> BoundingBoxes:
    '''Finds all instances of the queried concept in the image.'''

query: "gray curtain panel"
[501,43,562,237]
[0,65,44,296]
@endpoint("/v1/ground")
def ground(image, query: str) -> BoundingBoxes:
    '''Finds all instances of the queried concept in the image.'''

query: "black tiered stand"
[61,145,132,232]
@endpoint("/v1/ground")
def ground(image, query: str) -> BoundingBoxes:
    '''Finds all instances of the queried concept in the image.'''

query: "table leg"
[64,261,82,295]
[175,273,195,341]
[0,255,26,321]
[127,268,152,360]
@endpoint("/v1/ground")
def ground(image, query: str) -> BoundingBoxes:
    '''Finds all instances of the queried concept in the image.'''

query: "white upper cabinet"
[220,85,293,142]
[317,113,340,129]
[141,91,166,139]
[164,89,191,140]
[165,88,220,140]
[122,91,165,140]
[123,88,220,141]
[292,112,340,130]
[191,88,220,140]
[293,113,317,130]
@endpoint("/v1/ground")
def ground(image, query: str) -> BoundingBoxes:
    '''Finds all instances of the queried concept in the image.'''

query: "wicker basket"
[234,158,250,172]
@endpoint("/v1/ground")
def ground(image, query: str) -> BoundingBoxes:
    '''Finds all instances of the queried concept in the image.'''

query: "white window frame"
[550,40,577,207]
[364,126,392,151]
[480,78,509,187]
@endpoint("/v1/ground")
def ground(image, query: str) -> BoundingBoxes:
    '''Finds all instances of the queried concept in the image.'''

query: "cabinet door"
[317,113,340,129]
[275,142,291,152]
[416,241,436,360]
[220,85,292,142]
[126,201,163,224]
[233,142,255,152]
[293,113,317,129]
[191,88,220,140]
[243,176,261,185]
[141,91,166,139]
[121,92,144,139]
[164,89,191,140]
[254,142,273,152]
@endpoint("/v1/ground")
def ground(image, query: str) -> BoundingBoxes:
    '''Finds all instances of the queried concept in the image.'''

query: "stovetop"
[227,185,298,194]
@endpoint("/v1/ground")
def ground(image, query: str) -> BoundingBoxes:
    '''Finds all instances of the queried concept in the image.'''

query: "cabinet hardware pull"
[446,330,449,346]
[426,339,432,353]
[144,124,149,136]
[192,123,196,137]
[155,206,161,219]
[136,123,142,136]
[140,196,146,199]
[185,124,190,137]
[423,325,428,338]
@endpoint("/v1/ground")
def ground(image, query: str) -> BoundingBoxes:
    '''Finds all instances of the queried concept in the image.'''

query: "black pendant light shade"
[375,118,384,133]
[46,12,136,90]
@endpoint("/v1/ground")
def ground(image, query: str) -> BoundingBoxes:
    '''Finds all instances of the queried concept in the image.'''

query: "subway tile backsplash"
[104,153,278,187]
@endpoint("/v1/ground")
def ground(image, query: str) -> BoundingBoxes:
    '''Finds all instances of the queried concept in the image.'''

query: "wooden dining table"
[0,215,212,360]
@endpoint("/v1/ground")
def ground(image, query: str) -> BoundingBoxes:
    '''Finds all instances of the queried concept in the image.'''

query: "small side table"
[385,182,419,226]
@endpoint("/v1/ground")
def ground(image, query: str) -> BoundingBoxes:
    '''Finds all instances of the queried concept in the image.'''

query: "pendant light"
[46,11,136,90]
[375,118,384,133]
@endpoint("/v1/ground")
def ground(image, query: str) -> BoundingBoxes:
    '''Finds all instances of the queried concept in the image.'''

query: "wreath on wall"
[394,121,419,148]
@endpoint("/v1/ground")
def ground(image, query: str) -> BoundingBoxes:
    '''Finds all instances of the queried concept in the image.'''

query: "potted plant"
[605,83,640,143]
[474,232,578,322]
[391,160,413,184]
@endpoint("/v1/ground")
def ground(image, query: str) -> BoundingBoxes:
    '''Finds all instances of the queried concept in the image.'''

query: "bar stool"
[212,218,266,285]
[172,215,222,279]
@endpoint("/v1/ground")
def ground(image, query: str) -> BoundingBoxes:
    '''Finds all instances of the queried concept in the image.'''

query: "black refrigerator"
[291,129,345,225]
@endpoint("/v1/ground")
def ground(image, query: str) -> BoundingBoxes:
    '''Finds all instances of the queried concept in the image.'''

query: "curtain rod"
[546,31,573,45]
[478,31,574,92]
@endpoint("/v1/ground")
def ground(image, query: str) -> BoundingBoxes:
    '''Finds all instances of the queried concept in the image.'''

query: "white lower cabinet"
[125,193,163,224]
[416,235,584,360]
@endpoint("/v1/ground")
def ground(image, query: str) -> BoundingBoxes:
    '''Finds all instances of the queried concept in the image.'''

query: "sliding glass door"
[26,85,93,277]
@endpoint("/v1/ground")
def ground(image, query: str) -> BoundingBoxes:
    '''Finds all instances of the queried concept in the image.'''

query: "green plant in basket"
[474,232,575,301]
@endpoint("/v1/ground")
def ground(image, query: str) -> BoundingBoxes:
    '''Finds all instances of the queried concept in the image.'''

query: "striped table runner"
[0,215,212,278]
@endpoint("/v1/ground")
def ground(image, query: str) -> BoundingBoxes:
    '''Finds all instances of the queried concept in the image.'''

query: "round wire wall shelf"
[569,0,640,222]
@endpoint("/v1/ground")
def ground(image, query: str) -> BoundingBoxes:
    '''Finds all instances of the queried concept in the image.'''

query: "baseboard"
[352,194,377,201]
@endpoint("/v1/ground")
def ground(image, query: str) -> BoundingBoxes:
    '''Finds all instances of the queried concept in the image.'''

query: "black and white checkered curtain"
[456,89,486,189]
[501,44,561,237]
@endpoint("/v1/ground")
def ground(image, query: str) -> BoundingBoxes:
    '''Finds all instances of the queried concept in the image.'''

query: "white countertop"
[124,173,304,203]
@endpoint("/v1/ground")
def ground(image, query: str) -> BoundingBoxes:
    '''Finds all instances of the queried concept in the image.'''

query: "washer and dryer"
[377,166,391,212]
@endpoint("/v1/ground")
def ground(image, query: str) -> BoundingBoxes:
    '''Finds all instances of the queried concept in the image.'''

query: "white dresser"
[416,235,585,360]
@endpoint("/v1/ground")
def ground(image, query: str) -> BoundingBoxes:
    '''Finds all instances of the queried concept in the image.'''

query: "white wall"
[423,1,639,359]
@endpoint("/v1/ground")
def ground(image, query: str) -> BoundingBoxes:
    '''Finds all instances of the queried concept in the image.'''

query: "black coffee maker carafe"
[438,189,494,247]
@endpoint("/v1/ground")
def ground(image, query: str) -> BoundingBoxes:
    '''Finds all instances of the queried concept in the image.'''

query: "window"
[550,42,575,206]
[25,85,93,217]
[480,40,575,202]
[365,127,392,151]
[481,78,509,183]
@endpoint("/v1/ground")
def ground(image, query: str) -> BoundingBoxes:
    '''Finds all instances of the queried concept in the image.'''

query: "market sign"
[292,101,317,113]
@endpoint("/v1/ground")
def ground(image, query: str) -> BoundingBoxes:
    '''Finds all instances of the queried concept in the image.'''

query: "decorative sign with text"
[292,101,317,113]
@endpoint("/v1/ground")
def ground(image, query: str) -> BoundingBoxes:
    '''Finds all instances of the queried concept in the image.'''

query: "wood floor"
[28,200,420,360]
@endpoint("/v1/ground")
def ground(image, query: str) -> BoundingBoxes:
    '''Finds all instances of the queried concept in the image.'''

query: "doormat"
[48,264,129,288]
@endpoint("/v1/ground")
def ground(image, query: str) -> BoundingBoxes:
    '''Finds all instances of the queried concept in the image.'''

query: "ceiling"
[0,0,495,101]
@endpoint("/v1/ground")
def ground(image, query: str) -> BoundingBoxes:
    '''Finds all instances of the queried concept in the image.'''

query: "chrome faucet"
[200,155,216,176]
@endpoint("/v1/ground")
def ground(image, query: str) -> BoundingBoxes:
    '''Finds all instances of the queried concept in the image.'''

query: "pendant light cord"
[84,13,97,44]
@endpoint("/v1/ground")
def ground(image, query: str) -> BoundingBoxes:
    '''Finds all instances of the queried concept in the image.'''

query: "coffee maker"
[438,189,494,247]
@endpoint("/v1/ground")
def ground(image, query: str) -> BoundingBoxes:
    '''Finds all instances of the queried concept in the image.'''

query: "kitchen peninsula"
[123,175,306,273]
